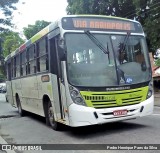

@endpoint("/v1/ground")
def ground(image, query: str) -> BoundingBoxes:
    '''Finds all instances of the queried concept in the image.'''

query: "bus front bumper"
[68,95,154,127]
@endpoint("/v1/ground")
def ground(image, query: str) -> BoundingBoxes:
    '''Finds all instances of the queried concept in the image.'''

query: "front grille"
[80,86,148,109]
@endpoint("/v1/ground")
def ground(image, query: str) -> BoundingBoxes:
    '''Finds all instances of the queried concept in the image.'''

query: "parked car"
[0,82,6,93]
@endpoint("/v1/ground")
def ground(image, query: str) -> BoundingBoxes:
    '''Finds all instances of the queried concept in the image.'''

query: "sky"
[12,0,68,31]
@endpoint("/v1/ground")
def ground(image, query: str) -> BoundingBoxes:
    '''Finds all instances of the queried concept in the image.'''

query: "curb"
[0,136,16,153]
[154,105,160,107]
[0,115,17,119]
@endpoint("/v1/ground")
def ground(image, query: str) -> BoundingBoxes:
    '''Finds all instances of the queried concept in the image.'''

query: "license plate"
[113,110,128,116]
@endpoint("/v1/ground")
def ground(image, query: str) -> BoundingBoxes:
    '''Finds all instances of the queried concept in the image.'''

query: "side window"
[28,45,36,74]
[5,63,8,80]
[5,61,11,81]
[14,57,16,77]
[12,55,20,78]
[7,62,11,81]
[37,37,48,72]
[26,49,29,74]
[11,58,14,78]
[20,50,27,76]
[16,55,20,77]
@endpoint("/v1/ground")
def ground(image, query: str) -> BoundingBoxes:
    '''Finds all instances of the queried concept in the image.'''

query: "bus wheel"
[46,102,61,131]
[6,97,8,102]
[16,96,25,117]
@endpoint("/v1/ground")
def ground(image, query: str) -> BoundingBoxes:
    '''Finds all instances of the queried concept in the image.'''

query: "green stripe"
[31,26,49,43]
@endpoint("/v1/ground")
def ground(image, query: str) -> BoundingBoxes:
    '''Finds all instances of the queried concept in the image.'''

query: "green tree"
[67,0,136,18]
[0,31,24,79]
[155,59,160,67]
[122,0,160,53]
[0,38,5,81]
[143,0,160,52]
[0,31,24,57]
[0,0,21,81]
[0,0,19,32]
[23,20,51,40]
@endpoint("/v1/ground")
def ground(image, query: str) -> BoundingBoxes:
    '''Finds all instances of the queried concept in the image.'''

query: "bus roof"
[64,14,139,23]
[5,15,140,61]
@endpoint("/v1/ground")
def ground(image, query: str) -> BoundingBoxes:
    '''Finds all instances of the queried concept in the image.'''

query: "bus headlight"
[69,85,86,106]
[70,90,78,98]
[147,81,153,99]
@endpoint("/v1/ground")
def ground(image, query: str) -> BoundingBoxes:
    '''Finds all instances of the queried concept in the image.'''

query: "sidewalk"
[0,94,17,153]
[154,92,160,107]
[0,94,18,117]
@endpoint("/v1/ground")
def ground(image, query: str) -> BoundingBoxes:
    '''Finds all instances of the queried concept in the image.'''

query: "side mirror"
[58,47,66,61]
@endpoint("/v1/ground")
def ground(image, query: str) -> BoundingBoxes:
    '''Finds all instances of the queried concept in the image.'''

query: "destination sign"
[73,19,132,30]
[62,17,143,33]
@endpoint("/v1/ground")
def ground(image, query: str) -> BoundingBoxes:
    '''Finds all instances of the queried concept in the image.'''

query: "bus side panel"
[20,76,39,114]
[11,79,22,107]
[35,73,55,117]
[36,73,61,120]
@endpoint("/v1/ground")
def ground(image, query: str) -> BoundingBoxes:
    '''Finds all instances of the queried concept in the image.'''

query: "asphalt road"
[0,93,160,153]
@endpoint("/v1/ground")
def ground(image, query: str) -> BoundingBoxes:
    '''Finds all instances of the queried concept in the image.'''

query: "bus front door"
[49,36,67,121]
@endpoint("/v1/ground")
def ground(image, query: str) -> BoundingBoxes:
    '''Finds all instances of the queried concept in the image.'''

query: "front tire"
[45,101,61,131]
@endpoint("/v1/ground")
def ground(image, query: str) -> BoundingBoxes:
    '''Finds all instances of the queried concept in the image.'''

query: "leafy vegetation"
[23,20,51,40]
[67,0,136,18]
[0,31,24,57]
[0,0,19,32]
[155,59,160,67]
[0,0,20,81]
[0,31,24,81]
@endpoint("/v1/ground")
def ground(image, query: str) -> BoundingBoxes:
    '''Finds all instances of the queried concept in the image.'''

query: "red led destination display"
[62,17,143,33]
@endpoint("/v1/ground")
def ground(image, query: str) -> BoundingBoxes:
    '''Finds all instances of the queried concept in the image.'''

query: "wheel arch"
[15,93,20,107]
[42,94,51,117]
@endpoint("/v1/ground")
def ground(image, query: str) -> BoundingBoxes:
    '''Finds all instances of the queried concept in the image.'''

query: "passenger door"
[48,35,67,121]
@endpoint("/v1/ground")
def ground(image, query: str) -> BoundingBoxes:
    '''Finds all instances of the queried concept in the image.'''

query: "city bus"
[5,15,154,130]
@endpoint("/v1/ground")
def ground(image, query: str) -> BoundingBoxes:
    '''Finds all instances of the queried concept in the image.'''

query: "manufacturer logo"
[106,86,130,91]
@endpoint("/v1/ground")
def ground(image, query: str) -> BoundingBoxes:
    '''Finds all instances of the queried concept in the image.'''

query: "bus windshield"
[65,33,151,87]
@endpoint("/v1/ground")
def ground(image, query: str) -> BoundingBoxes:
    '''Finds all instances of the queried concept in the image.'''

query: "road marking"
[152,114,160,116]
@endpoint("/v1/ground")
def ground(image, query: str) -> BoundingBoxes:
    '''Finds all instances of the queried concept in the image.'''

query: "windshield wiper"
[122,32,131,52]
[84,30,109,54]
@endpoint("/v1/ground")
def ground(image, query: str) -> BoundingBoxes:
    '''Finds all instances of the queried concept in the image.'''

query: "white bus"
[5,15,154,130]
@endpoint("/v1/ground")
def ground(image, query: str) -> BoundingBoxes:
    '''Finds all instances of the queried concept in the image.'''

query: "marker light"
[147,81,153,99]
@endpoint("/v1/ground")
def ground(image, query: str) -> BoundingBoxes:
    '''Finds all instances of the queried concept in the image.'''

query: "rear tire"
[45,101,61,131]
[16,96,25,116]
[6,96,8,102]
